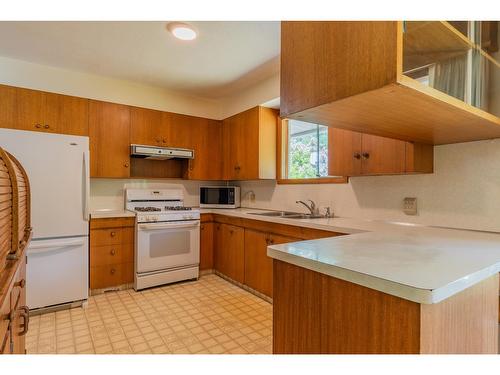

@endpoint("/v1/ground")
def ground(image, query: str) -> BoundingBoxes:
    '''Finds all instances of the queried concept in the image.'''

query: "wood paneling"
[280,21,399,118]
[200,222,214,271]
[405,142,434,173]
[420,274,499,354]
[130,158,185,179]
[89,100,130,178]
[214,223,244,283]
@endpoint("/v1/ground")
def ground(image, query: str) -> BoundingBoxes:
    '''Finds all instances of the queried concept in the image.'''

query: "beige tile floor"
[26,274,272,354]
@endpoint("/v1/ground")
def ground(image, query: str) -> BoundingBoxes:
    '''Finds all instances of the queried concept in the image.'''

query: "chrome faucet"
[296,200,320,216]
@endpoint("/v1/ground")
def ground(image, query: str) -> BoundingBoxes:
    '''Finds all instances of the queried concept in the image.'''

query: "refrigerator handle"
[83,149,90,221]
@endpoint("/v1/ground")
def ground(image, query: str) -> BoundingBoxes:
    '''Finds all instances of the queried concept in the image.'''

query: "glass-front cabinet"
[403,21,500,118]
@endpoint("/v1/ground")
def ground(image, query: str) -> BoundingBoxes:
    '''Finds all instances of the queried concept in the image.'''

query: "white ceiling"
[0,21,280,99]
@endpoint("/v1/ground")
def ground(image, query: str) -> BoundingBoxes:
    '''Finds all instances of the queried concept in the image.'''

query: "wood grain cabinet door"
[130,107,165,146]
[244,229,273,297]
[200,222,214,270]
[89,100,131,178]
[187,119,222,180]
[0,84,16,130]
[58,94,89,136]
[15,88,54,133]
[328,128,362,176]
[360,134,406,175]
[214,223,244,283]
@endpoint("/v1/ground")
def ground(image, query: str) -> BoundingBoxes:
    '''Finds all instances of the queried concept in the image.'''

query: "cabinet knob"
[200,225,205,230]
[162,138,166,143]
[34,124,41,129]
[234,165,241,171]
[229,229,234,234]
[110,231,116,237]
[362,153,370,159]
[155,138,160,143]
[110,249,116,256]
[353,153,361,160]
[124,162,129,168]
[110,268,116,275]
[44,124,50,129]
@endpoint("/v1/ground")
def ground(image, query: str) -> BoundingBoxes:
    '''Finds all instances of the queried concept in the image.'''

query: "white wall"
[238,138,500,233]
[90,179,221,211]
[0,56,221,119]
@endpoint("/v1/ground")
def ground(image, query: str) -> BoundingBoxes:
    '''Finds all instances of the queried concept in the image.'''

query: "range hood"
[130,144,194,160]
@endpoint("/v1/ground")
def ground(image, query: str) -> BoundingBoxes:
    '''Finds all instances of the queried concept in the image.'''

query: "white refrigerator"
[0,128,89,310]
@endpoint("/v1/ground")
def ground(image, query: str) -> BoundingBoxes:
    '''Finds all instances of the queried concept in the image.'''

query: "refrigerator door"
[0,129,89,238]
[27,236,89,309]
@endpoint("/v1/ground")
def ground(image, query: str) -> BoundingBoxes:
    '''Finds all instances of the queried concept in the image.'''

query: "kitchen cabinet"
[214,223,244,283]
[200,221,214,271]
[280,21,500,145]
[329,128,433,176]
[0,85,16,129]
[222,106,277,180]
[89,100,131,178]
[244,229,298,297]
[130,107,169,146]
[169,113,223,180]
[14,87,88,136]
[89,217,134,290]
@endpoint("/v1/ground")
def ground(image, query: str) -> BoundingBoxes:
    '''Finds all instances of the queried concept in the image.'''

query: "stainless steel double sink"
[248,211,326,220]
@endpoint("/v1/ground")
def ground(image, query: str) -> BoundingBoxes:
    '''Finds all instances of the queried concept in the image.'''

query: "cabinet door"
[89,100,130,178]
[361,134,406,175]
[222,108,259,180]
[214,223,244,283]
[15,88,51,132]
[130,107,165,146]
[58,94,89,136]
[200,222,214,270]
[328,128,362,176]
[187,119,222,180]
[244,229,273,297]
[0,84,16,129]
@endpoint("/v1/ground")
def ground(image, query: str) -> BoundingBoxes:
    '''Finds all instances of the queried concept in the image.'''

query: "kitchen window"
[277,119,347,184]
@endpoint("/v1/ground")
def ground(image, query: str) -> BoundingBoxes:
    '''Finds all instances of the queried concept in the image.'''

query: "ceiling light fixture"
[166,22,197,41]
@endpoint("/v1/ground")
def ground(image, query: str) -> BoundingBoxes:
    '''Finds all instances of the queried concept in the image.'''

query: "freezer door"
[0,129,89,238]
[27,237,89,310]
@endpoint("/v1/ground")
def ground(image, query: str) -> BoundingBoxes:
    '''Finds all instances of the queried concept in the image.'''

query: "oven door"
[136,220,200,274]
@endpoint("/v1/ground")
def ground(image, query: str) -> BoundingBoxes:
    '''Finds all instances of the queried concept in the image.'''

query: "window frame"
[276,119,348,185]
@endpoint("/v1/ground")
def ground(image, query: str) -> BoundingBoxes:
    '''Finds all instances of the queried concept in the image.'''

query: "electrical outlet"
[403,197,417,215]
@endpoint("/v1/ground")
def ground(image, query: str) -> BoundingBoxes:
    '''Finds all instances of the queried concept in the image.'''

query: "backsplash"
[237,138,500,233]
[90,179,220,211]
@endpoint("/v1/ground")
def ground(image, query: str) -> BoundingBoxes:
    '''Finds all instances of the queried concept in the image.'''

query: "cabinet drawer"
[90,244,133,267]
[90,227,133,246]
[90,263,134,289]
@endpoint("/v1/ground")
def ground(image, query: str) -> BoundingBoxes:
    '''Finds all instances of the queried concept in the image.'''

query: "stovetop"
[133,206,194,212]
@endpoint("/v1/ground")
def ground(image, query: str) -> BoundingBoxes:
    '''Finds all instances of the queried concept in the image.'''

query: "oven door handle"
[138,222,200,231]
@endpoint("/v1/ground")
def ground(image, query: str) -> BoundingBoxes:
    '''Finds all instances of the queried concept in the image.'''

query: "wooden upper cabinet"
[89,100,130,178]
[222,106,277,180]
[280,21,500,145]
[130,107,168,146]
[329,128,433,176]
[15,87,88,136]
[0,85,16,129]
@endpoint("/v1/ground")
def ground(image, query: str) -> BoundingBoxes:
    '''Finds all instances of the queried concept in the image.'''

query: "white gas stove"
[125,189,200,290]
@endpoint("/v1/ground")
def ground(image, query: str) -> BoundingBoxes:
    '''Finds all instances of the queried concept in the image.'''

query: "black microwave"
[200,186,240,208]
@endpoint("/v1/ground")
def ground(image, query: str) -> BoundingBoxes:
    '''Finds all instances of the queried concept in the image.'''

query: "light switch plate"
[403,197,417,215]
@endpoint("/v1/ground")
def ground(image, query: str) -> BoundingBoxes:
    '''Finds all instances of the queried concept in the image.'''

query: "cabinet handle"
[162,138,167,143]
[19,306,29,336]
[234,165,241,171]
[44,124,50,129]
[15,279,26,288]
[110,268,116,275]
[155,138,160,143]
[110,249,116,256]
[362,153,370,159]
[200,225,205,230]
[353,153,361,160]
[110,231,116,237]
[124,162,129,168]
[229,229,234,234]
[34,124,41,129]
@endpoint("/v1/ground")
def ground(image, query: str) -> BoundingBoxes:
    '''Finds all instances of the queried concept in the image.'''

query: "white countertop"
[90,209,136,219]
[202,208,500,304]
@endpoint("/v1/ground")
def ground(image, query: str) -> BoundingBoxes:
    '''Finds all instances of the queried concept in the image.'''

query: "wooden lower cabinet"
[244,230,299,297]
[200,222,214,271]
[214,223,245,283]
[90,217,135,290]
